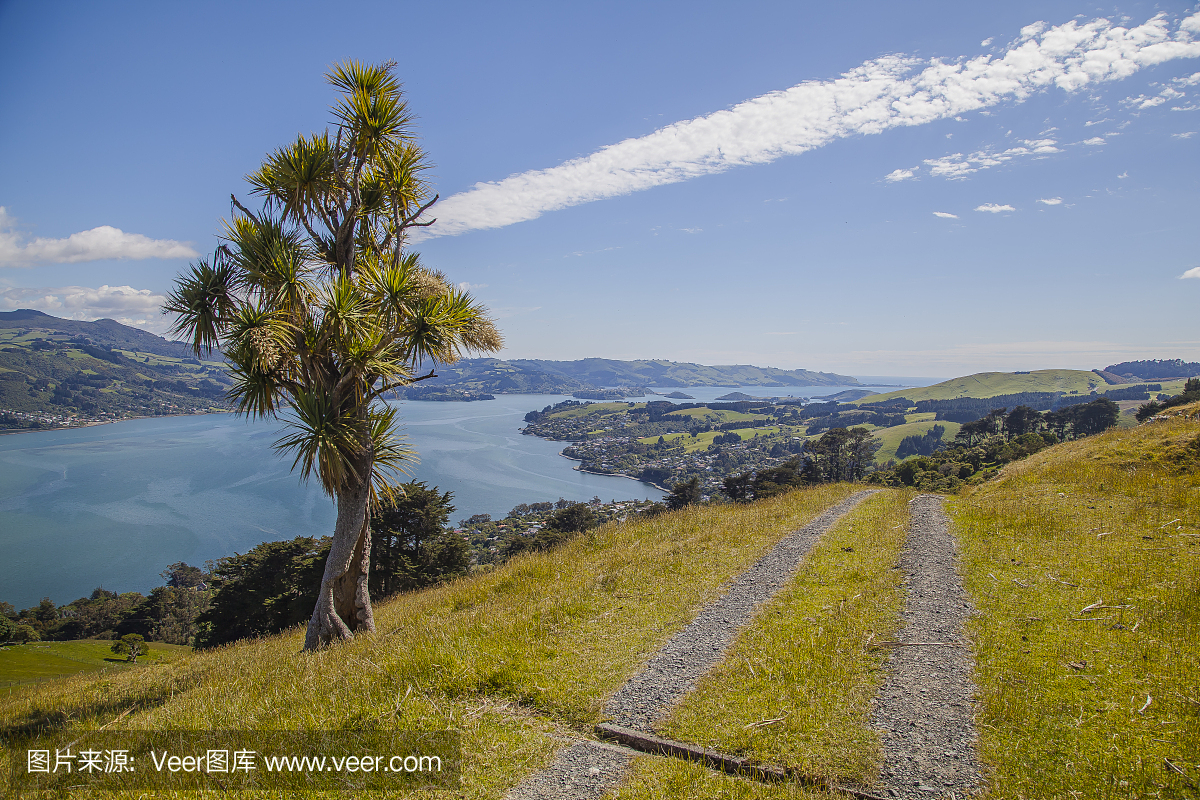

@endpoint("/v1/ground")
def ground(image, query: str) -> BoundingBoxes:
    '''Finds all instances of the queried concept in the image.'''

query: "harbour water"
[0,382,924,608]
[0,393,665,607]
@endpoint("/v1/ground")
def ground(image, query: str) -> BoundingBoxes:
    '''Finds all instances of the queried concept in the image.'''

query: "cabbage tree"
[166,61,501,650]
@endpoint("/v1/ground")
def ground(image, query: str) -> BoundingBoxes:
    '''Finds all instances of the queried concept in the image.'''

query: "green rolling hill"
[857,369,1109,404]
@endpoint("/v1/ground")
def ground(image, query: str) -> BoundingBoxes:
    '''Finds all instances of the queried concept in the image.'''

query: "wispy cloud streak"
[418,11,1200,239]
[923,138,1060,179]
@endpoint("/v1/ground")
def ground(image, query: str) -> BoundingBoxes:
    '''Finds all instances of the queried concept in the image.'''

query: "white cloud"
[1081,136,1107,145]
[1085,118,1110,126]
[1038,197,1063,204]
[1118,171,1129,178]
[1174,71,1200,86]
[1181,267,1200,279]
[414,10,1200,239]
[1126,93,1167,108]
[924,138,1060,179]
[975,203,1015,213]
[884,167,918,182]
[1125,85,1187,109]
[0,207,197,268]
[933,211,958,218]
[980,38,994,47]
[0,284,171,333]
[1173,131,1197,138]
[456,282,488,291]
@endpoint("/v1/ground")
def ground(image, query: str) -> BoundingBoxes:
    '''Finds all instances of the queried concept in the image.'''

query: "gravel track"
[603,490,876,731]
[505,490,875,799]
[505,740,633,800]
[870,494,982,799]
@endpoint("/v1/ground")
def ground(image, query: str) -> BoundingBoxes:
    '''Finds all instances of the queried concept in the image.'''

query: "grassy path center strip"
[505,490,876,799]
[602,490,877,731]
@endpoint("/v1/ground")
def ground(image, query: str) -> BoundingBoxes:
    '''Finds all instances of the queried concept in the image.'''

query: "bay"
[0,393,664,607]
[0,380,927,608]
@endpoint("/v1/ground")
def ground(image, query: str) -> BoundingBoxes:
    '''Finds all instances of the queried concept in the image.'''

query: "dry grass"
[0,484,861,798]
[611,755,840,799]
[655,490,912,785]
[952,403,1200,799]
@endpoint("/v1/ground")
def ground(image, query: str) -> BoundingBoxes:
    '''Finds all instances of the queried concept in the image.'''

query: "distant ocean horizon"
[0,379,930,608]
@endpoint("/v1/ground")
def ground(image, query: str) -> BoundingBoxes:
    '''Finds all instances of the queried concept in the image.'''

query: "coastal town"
[520,398,857,496]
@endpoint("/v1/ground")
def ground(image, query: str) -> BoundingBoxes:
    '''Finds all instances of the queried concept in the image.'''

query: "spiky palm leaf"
[163,252,238,357]
[273,388,364,499]
[366,404,416,506]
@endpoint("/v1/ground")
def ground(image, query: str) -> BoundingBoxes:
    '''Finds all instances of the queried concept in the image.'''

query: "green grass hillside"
[0,641,191,689]
[0,484,867,797]
[1,410,1195,798]
[0,310,232,428]
[860,369,1107,404]
[951,402,1200,799]
[872,419,962,463]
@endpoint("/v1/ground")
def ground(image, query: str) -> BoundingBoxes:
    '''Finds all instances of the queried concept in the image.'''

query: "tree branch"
[398,194,439,229]
[230,194,262,225]
[365,370,438,403]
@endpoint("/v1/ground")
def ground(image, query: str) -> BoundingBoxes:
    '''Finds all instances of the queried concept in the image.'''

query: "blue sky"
[1,1,1197,377]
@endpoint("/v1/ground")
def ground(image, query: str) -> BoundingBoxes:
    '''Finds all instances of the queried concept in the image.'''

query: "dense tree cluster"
[723,427,880,502]
[895,424,946,458]
[0,562,213,646]
[1105,360,1200,380]
[370,482,468,597]
[1099,384,1160,401]
[665,476,702,509]
[915,392,1062,423]
[955,398,1119,445]
[195,538,329,648]
[1136,378,1200,421]
[870,398,1120,491]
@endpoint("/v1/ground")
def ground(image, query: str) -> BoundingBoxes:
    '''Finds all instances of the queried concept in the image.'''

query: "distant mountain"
[0,309,231,430]
[0,309,194,358]
[0,312,857,425]
[511,358,856,388]
[412,358,857,397]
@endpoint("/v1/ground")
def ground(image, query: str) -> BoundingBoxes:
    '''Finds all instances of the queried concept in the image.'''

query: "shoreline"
[554,437,668,491]
[0,409,233,437]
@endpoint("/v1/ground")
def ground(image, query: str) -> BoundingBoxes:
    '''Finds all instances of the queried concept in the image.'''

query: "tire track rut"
[506,490,877,799]
[869,494,981,799]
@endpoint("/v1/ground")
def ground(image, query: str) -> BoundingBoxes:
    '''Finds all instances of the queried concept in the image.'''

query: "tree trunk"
[304,473,377,651]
